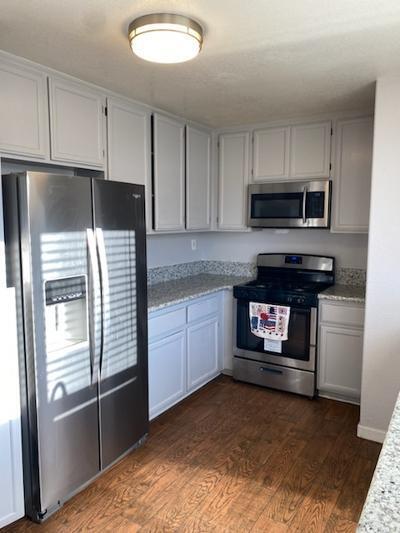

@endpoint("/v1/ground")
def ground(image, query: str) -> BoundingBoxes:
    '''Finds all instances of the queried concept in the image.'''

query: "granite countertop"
[318,284,365,303]
[148,276,366,311]
[358,394,400,532]
[148,274,251,312]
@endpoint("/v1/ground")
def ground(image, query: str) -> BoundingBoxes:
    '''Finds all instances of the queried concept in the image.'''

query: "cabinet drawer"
[320,301,364,327]
[148,307,186,341]
[187,295,219,322]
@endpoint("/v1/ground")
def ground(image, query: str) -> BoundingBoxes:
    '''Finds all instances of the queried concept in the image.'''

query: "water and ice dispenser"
[44,276,88,354]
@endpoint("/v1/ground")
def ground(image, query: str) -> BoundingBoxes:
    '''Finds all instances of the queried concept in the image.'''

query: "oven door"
[248,180,331,228]
[234,299,316,371]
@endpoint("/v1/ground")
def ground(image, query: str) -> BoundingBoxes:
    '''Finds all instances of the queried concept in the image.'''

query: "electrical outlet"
[191,239,197,251]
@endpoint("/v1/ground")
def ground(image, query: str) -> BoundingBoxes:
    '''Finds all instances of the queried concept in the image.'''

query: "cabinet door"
[186,126,211,230]
[148,331,186,419]
[187,316,219,392]
[0,289,24,528]
[331,117,373,233]
[218,131,250,230]
[290,121,331,178]
[253,127,290,181]
[107,97,152,230]
[318,324,363,401]
[0,59,48,158]
[49,77,105,167]
[153,113,185,231]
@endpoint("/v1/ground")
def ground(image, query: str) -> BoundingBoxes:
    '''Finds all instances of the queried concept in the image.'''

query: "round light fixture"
[128,13,203,64]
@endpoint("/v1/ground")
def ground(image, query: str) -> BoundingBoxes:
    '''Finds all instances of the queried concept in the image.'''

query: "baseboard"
[318,392,360,406]
[357,423,386,443]
[222,368,233,376]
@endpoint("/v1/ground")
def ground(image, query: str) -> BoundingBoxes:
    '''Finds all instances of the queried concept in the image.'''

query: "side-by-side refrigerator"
[2,172,148,522]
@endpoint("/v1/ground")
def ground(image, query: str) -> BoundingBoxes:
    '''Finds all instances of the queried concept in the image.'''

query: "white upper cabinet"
[107,97,150,184]
[106,97,152,230]
[0,58,49,158]
[218,131,250,230]
[290,121,331,178]
[49,77,106,167]
[331,117,373,233]
[252,126,290,181]
[153,113,185,232]
[186,126,211,230]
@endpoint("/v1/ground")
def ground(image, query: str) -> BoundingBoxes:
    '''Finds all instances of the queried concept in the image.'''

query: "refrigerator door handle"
[95,227,108,376]
[87,228,102,384]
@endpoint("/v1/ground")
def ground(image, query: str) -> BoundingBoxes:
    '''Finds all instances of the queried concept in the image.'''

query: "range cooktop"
[233,253,335,307]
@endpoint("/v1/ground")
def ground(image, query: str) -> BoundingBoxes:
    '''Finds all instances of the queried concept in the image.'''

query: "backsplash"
[147,261,255,285]
[147,261,204,285]
[335,267,366,287]
[148,261,365,287]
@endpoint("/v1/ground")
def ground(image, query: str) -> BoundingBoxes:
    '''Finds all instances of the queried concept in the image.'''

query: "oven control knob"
[297,297,305,305]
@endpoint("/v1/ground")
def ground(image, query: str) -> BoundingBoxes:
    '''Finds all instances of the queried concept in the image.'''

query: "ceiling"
[1,0,400,127]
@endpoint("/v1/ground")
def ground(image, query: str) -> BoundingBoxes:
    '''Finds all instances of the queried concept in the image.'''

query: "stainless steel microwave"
[248,179,331,229]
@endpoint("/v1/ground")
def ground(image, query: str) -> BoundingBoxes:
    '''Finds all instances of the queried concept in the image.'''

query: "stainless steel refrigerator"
[2,172,148,522]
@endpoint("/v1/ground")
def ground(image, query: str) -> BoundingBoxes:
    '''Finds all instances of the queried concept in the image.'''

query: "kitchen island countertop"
[358,394,400,532]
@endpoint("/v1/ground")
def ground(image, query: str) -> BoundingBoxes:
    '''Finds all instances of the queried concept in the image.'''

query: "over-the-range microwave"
[248,179,331,229]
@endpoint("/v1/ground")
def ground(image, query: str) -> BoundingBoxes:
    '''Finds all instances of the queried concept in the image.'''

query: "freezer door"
[92,179,148,469]
[18,173,101,517]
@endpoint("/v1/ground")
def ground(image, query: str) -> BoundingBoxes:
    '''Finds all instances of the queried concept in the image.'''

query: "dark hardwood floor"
[4,376,381,532]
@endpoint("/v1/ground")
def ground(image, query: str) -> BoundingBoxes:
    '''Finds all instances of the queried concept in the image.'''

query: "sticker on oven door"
[264,339,282,353]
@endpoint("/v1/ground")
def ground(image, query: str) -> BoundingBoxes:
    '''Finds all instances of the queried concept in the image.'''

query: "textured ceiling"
[1,0,400,127]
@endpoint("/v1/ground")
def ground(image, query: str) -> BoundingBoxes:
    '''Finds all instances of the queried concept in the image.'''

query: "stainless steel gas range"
[233,254,335,398]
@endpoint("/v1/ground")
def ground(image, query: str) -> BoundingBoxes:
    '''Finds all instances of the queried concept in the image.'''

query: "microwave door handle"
[302,187,307,224]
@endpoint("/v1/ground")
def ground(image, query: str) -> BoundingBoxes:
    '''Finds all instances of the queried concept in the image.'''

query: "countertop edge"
[148,284,233,313]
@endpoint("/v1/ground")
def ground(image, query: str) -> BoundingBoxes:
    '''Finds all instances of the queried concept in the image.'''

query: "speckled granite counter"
[319,284,365,304]
[358,394,400,532]
[148,274,251,312]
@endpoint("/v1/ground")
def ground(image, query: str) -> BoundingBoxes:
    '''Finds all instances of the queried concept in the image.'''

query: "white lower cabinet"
[148,331,186,420]
[187,317,219,392]
[148,293,222,420]
[318,300,364,403]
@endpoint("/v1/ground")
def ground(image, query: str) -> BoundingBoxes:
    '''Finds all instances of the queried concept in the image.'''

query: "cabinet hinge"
[103,106,108,117]
[330,127,333,136]
[329,162,332,171]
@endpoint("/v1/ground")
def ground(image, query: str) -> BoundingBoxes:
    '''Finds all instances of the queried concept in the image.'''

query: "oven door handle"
[259,366,283,375]
[302,186,307,224]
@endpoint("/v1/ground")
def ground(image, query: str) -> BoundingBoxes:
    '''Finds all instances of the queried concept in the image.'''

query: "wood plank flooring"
[5,376,381,532]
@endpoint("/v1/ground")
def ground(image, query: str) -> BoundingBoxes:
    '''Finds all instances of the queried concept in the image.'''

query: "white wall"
[147,234,206,268]
[147,230,368,269]
[200,230,368,268]
[358,76,400,443]
[0,163,6,288]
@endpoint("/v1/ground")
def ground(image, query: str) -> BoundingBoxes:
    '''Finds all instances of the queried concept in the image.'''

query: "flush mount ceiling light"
[128,13,203,64]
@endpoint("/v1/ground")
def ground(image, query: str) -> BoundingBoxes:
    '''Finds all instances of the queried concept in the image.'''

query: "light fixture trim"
[128,13,203,64]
